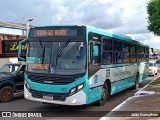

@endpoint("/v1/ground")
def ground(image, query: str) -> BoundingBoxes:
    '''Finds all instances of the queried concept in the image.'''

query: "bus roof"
[32,25,149,47]
[86,26,149,47]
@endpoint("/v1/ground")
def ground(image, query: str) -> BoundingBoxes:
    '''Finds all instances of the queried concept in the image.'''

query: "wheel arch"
[104,79,111,96]
[0,82,15,91]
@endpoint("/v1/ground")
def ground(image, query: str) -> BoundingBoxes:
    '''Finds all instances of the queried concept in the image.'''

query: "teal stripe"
[139,73,148,83]
[101,63,136,68]
[111,76,135,95]
[25,73,88,94]
[87,86,103,104]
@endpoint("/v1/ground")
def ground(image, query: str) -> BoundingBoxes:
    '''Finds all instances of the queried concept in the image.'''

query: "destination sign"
[29,27,79,37]
[36,30,67,36]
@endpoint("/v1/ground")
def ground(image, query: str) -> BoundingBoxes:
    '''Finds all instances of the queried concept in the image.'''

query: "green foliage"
[149,77,160,87]
[147,0,160,36]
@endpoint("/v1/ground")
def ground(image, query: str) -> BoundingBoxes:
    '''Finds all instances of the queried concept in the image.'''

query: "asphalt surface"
[0,72,159,120]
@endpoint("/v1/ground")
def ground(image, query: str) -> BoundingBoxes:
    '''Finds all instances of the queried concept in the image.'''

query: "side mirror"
[93,45,99,57]
[18,71,24,76]
[18,39,27,62]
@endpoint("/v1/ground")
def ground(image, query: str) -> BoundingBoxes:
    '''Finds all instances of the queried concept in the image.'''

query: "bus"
[18,25,149,106]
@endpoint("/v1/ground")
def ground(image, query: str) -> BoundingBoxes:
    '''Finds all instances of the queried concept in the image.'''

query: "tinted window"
[149,63,154,66]
[0,64,20,73]
[103,39,113,64]
[122,43,129,62]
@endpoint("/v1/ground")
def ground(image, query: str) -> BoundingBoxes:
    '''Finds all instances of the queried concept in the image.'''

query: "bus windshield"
[26,41,86,75]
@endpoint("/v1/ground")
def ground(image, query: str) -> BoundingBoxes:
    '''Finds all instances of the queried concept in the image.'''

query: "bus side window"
[103,38,113,64]
[89,41,101,65]
[88,41,101,78]
[92,44,100,65]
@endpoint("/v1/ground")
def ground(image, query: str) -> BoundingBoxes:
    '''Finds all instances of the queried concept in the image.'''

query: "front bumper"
[24,85,87,105]
[149,72,154,75]
[149,71,154,75]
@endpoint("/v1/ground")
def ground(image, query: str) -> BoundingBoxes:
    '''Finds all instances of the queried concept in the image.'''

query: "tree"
[147,0,160,36]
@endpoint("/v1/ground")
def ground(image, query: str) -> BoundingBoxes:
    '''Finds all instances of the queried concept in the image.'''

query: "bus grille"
[30,89,68,101]
[26,72,76,85]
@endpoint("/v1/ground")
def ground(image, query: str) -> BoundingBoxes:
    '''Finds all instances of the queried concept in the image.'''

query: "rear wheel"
[155,70,158,75]
[0,86,14,102]
[133,74,139,90]
[153,71,155,76]
[96,83,109,106]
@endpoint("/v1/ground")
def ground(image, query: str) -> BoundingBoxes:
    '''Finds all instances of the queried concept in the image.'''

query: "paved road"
[0,73,159,120]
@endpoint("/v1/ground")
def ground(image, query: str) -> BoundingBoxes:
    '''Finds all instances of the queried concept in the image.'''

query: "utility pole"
[26,19,33,38]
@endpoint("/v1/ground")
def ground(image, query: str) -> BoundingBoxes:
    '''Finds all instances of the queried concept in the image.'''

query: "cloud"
[0,0,60,25]
[47,0,124,29]
[108,0,150,34]
[0,0,159,49]
[127,33,160,49]
[0,0,149,31]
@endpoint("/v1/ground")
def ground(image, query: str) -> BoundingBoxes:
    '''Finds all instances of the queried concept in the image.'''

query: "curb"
[99,75,160,120]
[134,75,160,96]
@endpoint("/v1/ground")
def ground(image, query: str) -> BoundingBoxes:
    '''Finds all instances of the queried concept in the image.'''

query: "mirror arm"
[18,39,27,62]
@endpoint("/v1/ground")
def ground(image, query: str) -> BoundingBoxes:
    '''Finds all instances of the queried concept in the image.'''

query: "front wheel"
[0,86,14,102]
[96,83,109,106]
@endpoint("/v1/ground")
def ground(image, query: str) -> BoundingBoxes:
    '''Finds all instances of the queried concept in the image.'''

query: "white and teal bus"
[18,25,149,106]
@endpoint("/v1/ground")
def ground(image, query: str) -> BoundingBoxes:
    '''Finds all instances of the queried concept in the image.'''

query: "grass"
[149,77,160,87]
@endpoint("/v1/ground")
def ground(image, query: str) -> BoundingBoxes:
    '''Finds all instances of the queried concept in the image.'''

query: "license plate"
[43,95,53,100]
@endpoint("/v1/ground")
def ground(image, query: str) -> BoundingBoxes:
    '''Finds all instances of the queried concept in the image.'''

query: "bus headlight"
[24,80,30,91]
[69,83,85,96]
[70,88,77,95]
[77,83,84,90]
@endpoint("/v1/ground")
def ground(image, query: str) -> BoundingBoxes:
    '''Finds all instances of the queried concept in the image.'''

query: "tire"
[0,86,14,102]
[133,74,139,90]
[96,83,109,106]
[155,71,158,75]
[153,71,155,76]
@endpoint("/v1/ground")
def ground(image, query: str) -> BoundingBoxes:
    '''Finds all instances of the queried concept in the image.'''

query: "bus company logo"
[43,81,53,84]
[61,88,67,92]
[106,69,110,77]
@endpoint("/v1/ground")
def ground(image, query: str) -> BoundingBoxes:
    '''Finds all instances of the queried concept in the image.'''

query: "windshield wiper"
[42,45,45,64]
[37,39,43,48]
[57,39,70,57]
[36,39,45,64]
[36,39,43,56]
[55,39,70,69]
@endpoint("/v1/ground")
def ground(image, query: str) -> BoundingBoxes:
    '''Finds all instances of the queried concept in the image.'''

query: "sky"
[0,0,160,49]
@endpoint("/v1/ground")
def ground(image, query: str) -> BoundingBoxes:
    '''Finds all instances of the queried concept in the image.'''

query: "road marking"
[100,96,136,120]
[100,75,160,120]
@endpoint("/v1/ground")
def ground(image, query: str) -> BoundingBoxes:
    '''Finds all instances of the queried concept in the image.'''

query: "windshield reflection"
[26,41,86,75]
